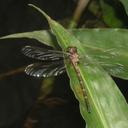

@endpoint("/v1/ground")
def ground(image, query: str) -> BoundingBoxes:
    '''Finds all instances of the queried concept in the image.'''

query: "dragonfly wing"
[25,61,65,78]
[22,46,64,61]
[83,47,128,79]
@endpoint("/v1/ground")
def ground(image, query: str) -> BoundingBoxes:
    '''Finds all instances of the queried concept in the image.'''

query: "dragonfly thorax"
[68,46,79,64]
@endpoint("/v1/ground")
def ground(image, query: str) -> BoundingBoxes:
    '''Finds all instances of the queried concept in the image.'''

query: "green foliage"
[1,29,128,80]
[0,3,128,128]
[29,4,128,128]
[100,0,123,27]
[119,0,128,15]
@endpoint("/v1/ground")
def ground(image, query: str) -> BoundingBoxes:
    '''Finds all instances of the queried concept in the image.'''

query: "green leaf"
[0,30,57,47]
[1,29,128,80]
[69,59,128,128]
[31,4,128,128]
[72,29,128,80]
[119,0,128,15]
[100,0,123,27]
[0,4,128,128]
[31,4,128,127]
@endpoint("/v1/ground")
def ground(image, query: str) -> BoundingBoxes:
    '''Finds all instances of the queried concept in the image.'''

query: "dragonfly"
[22,45,91,113]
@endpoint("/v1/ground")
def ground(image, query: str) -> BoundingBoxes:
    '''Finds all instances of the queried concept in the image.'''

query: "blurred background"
[0,0,127,128]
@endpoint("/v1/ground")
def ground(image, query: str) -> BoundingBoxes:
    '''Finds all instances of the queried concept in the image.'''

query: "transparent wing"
[83,47,128,79]
[25,61,65,78]
[22,46,64,61]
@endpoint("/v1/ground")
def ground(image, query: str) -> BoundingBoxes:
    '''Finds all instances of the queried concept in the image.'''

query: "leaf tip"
[28,4,51,22]
[0,36,8,40]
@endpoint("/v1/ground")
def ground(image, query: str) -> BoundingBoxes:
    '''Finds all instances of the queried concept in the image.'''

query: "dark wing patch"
[22,46,64,61]
[25,61,65,78]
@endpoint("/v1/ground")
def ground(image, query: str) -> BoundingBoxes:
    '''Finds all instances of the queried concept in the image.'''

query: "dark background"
[0,0,127,128]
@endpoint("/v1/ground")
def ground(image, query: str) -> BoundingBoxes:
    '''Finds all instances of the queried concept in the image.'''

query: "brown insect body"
[68,46,90,113]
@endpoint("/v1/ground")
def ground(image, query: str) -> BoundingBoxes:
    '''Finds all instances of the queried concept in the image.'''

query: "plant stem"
[69,0,90,28]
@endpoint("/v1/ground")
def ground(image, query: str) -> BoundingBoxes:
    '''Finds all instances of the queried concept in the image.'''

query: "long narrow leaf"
[0,30,56,47]
[27,4,128,128]
[119,0,128,15]
[100,0,123,27]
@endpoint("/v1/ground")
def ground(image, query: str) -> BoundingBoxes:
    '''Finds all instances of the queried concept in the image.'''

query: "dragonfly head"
[67,46,77,55]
